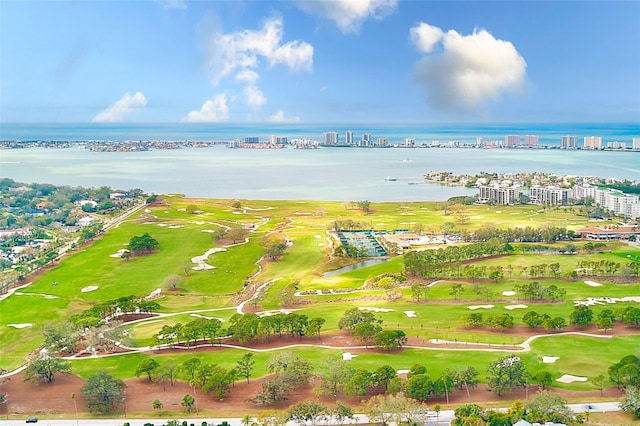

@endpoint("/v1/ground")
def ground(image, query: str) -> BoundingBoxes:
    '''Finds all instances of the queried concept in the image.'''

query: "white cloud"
[181,94,229,122]
[410,22,444,54]
[411,23,527,113]
[207,16,313,85]
[297,0,398,33]
[268,109,300,123]
[235,69,260,83]
[156,0,187,10]
[92,91,147,123]
[244,85,267,108]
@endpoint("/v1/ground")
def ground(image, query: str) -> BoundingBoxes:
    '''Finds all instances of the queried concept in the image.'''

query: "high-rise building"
[583,136,602,149]
[345,131,353,145]
[403,138,416,147]
[361,133,372,147]
[633,137,640,150]
[269,135,287,144]
[323,131,338,145]
[244,137,259,144]
[505,135,520,147]
[560,135,578,149]
[524,135,539,147]
[377,138,389,147]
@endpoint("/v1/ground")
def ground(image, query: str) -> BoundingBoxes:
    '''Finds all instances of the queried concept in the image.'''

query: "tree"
[534,370,553,390]
[185,204,198,214]
[352,322,381,347]
[265,243,287,260]
[523,311,543,329]
[152,399,163,415]
[81,370,126,414]
[135,358,159,382]
[128,233,158,254]
[344,369,375,397]
[338,308,381,330]
[288,400,329,425]
[375,329,407,350]
[405,374,432,402]
[609,355,640,388]
[315,357,355,398]
[596,309,616,332]
[334,402,354,425]
[570,305,594,328]
[236,353,255,384]
[450,283,464,300]
[181,394,195,412]
[43,322,79,354]
[525,391,572,424]
[226,227,248,244]
[375,365,397,390]
[593,374,606,397]
[621,386,640,419]
[486,355,529,396]
[453,403,484,426]
[308,317,325,339]
[163,274,182,290]
[23,354,71,383]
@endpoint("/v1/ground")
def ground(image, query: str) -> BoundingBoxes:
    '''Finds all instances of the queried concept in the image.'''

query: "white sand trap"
[314,235,322,239]
[318,243,324,246]
[258,309,293,317]
[15,292,59,299]
[8,323,32,329]
[468,305,494,310]
[502,291,516,296]
[359,307,394,313]
[505,304,528,310]
[342,352,356,361]
[157,223,168,227]
[396,369,410,375]
[109,249,130,258]
[543,356,559,364]
[81,286,99,293]
[190,313,224,321]
[168,225,183,229]
[556,374,587,384]
[145,288,162,300]
[404,311,416,318]
[192,248,227,270]
[584,280,602,287]
[201,229,216,233]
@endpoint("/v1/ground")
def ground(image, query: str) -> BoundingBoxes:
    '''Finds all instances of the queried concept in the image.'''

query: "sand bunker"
[584,280,602,287]
[258,309,293,317]
[190,313,224,322]
[342,352,355,361]
[502,291,516,296]
[81,286,99,293]
[145,288,162,300]
[358,307,394,313]
[468,305,494,310]
[109,249,130,258]
[396,369,410,375]
[505,304,528,310]
[15,292,59,299]
[543,356,559,364]
[168,225,183,229]
[314,235,322,239]
[556,374,587,384]
[404,311,416,318]
[192,248,227,270]
[8,323,32,329]
[575,296,640,307]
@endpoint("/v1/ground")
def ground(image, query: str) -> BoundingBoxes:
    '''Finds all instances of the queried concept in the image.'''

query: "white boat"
[385,176,397,181]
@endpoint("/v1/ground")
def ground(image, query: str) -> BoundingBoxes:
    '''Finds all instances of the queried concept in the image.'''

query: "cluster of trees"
[405,364,479,402]
[462,224,570,244]
[69,295,160,328]
[514,281,566,301]
[577,259,640,277]
[338,308,407,350]
[211,226,249,244]
[463,312,516,331]
[128,233,159,255]
[249,352,313,405]
[453,392,574,426]
[609,355,640,419]
[404,238,513,278]
[154,313,326,348]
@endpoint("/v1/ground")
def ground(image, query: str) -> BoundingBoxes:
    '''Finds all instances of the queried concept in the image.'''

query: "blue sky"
[1,0,639,124]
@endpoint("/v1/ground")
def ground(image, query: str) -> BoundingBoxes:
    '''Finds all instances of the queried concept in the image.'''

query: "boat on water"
[385,176,397,181]
[401,158,412,162]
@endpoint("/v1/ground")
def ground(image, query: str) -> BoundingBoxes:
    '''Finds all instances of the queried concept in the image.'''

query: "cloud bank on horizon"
[2,0,638,123]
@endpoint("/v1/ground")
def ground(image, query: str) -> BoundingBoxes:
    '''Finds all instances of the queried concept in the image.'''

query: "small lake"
[322,258,389,278]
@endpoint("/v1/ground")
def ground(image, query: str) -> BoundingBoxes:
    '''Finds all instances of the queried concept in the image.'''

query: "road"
[0,402,621,426]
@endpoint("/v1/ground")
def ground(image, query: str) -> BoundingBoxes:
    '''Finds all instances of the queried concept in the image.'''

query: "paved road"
[0,401,621,426]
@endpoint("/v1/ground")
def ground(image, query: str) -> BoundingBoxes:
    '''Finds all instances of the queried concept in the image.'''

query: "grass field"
[1,196,638,399]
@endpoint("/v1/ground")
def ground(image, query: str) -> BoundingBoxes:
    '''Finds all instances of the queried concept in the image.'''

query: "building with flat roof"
[583,136,602,149]
[345,130,353,145]
[595,188,640,219]
[244,137,259,144]
[269,135,287,144]
[523,135,539,147]
[323,131,338,145]
[478,185,519,205]
[560,135,578,148]
[529,186,570,205]
[505,135,520,147]
[633,137,640,150]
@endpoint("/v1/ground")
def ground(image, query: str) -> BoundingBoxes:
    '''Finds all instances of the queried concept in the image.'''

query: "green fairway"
[1,196,638,396]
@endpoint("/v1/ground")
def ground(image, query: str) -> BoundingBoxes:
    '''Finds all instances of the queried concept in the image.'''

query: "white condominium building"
[529,186,570,205]
[633,137,640,150]
[594,188,640,219]
[478,185,519,205]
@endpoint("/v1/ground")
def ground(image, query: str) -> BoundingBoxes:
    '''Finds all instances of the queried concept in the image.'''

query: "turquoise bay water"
[1,144,638,202]
[2,122,639,145]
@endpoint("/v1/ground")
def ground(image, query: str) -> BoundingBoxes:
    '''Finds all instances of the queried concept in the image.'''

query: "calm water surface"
[0,146,638,201]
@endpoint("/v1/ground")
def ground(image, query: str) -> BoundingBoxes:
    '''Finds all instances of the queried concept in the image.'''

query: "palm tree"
[241,414,253,426]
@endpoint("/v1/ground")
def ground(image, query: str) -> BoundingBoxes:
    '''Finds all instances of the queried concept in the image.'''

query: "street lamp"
[71,392,79,426]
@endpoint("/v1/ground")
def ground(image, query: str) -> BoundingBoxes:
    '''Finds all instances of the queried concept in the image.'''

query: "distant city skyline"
[1,1,639,125]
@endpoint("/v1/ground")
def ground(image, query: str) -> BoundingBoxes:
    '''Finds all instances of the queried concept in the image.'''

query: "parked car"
[26,418,38,423]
